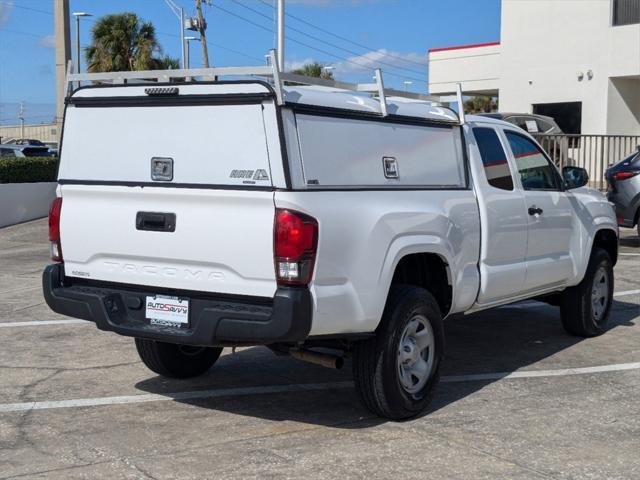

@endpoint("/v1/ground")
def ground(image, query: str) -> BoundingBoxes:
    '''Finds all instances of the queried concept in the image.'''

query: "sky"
[0,0,501,125]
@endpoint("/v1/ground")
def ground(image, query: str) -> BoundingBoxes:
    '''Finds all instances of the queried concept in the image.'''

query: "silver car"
[0,144,53,158]
[606,148,640,236]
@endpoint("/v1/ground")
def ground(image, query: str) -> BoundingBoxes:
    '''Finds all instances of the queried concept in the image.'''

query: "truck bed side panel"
[275,190,480,336]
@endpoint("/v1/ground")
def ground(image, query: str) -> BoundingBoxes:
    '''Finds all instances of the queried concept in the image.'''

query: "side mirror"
[563,166,589,189]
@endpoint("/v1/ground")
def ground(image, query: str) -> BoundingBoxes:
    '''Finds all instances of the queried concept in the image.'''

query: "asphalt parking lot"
[0,219,639,479]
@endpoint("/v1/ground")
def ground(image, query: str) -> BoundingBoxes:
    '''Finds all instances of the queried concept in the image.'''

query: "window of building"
[532,102,582,135]
[506,131,561,191]
[474,127,514,191]
[613,0,640,26]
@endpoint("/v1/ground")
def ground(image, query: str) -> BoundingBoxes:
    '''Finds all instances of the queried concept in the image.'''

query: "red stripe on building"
[429,41,500,54]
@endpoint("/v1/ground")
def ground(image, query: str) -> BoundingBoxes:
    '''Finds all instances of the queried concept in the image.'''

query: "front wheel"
[135,339,223,379]
[352,285,444,420]
[560,248,614,337]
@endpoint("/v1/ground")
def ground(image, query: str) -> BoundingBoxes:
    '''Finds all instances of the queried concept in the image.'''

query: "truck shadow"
[135,299,638,428]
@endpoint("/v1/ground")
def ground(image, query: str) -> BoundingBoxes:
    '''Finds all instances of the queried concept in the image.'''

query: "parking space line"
[441,362,640,383]
[615,289,640,297]
[1,362,639,413]
[0,381,354,413]
[0,319,88,328]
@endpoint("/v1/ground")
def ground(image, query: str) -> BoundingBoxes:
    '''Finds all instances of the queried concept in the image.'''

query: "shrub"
[0,157,58,184]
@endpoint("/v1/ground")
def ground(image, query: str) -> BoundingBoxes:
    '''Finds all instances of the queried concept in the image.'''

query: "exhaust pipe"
[289,349,344,370]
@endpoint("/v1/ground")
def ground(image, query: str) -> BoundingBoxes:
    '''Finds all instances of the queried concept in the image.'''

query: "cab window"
[505,132,560,191]
[473,127,514,191]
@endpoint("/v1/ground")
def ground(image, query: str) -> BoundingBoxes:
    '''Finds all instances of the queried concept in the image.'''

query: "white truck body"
[44,73,618,419]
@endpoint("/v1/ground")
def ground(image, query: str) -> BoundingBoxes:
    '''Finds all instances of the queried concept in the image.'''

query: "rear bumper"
[42,264,312,346]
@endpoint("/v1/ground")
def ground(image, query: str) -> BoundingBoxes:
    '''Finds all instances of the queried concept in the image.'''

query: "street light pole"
[277,0,285,71]
[165,0,187,68]
[72,12,92,75]
[184,36,200,69]
[19,101,24,140]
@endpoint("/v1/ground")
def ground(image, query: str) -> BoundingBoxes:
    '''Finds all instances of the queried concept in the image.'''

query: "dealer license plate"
[145,295,189,328]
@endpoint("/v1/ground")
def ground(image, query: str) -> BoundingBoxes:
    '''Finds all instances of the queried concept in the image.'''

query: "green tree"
[85,13,178,72]
[291,62,334,80]
[463,96,498,114]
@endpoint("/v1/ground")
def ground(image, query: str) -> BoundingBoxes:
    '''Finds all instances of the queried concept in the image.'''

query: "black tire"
[352,285,444,420]
[560,248,614,337]
[135,339,223,379]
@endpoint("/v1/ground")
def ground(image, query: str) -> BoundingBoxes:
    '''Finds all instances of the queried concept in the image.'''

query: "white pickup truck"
[43,72,618,420]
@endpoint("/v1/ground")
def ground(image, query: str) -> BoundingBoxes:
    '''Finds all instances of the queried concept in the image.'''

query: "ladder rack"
[66,49,464,124]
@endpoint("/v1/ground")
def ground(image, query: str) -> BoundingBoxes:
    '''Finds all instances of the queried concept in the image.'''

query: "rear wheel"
[352,285,444,420]
[135,338,223,378]
[560,248,614,337]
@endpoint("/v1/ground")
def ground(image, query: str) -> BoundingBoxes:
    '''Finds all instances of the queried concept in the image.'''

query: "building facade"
[0,123,58,145]
[428,0,640,136]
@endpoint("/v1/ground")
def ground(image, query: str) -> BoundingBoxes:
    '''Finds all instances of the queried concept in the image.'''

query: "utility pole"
[195,0,210,68]
[19,101,25,140]
[277,0,285,71]
[54,0,71,143]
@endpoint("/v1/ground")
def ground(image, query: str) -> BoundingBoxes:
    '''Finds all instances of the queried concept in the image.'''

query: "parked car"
[606,147,640,236]
[43,80,618,420]
[479,112,571,166]
[479,112,562,135]
[14,138,47,146]
[0,143,53,158]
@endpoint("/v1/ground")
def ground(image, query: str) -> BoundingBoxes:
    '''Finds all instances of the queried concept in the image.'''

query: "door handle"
[136,212,176,232]
[528,206,543,216]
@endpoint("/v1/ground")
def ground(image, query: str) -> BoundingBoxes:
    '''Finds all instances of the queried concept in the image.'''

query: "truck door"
[468,125,528,305]
[503,130,575,292]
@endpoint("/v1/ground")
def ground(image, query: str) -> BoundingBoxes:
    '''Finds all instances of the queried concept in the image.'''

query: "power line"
[228,0,427,77]
[210,3,427,83]
[155,30,263,63]
[3,2,53,16]
[256,0,428,69]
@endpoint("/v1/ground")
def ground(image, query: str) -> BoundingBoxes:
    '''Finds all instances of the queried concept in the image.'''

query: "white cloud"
[0,1,13,27]
[332,49,427,77]
[285,57,317,71]
[39,35,55,48]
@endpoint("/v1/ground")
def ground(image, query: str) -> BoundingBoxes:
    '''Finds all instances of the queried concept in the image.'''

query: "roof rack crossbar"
[65,49,463,124]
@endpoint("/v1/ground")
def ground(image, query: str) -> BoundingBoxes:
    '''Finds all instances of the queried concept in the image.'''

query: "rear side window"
[506,132,560,191]
[295,114,466,188]
[473,127,514,191]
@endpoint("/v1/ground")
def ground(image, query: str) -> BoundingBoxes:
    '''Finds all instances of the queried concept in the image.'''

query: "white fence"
[0,182,57,228]
[534,134,640,190]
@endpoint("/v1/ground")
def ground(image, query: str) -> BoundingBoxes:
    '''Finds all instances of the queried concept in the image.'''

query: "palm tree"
[292,62,334,80]
[463,96,499,114]
[85,13,178,72]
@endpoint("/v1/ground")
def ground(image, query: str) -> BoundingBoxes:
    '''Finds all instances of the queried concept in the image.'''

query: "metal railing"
[534,134,640,190]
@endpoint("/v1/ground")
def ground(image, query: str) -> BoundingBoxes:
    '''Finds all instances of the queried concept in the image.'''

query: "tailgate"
[57,84,279,297]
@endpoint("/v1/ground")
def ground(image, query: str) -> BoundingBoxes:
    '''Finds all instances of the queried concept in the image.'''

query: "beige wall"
[428,43,501,95]
[427,0,640,135]
[499,0,640,135]
[607,77,640,135]
[0,123,58,144]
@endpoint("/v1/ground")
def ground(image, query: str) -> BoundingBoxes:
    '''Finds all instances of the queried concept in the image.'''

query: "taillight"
[274,209,318,286]
[48,197,63,262]
[612,171,639,181]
